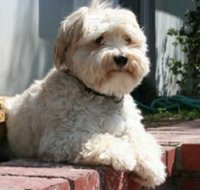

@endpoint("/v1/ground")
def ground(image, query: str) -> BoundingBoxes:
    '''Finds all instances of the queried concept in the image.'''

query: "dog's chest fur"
[41,69,127,136]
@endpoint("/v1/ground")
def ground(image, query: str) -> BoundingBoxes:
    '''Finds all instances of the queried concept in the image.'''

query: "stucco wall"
[1,0,52,95]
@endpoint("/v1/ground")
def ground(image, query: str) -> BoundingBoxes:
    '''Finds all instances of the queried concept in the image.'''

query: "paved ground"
[148,119,200,146]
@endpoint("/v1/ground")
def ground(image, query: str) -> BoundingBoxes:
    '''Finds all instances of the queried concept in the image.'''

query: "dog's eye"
[125,37,132,44]
[95,35,104,45]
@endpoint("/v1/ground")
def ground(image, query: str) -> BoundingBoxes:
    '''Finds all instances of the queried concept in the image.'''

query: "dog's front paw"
[109,148,136,171]
[134,159,166,188]
[81,134,137,172]
[96,143,137,172]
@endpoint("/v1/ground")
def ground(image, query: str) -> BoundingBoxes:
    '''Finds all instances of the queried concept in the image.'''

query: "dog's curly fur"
[6,0,166,188]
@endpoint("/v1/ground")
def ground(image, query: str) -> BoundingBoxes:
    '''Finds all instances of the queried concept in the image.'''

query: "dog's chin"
[91,71,142,98]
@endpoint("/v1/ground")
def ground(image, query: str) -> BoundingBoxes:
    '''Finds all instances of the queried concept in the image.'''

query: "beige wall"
[0,0,52,95]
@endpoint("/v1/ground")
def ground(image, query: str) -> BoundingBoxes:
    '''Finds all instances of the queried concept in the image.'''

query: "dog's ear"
[54,7,88,70]
[54,28,68,70]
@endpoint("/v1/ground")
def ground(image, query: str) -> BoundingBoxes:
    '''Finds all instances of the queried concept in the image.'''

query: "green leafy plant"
[168,0,200,97]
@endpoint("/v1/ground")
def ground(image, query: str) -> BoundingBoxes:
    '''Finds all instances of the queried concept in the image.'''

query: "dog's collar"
[63,71,124,103]
[84,85,124,103]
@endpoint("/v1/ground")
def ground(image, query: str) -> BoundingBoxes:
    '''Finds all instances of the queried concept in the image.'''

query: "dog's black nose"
[113,55,128,67]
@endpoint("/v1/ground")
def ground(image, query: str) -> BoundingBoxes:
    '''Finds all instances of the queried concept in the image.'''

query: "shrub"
[168,0,200,97]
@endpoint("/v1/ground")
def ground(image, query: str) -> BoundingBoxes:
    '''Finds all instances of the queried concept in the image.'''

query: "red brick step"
[0,120,200,190]
[148,120,200,190]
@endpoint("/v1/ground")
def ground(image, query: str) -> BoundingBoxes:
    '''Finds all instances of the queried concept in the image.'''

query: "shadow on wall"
[39,0,73,41]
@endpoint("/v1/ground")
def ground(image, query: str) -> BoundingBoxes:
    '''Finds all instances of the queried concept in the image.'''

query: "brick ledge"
[0,120,200,190]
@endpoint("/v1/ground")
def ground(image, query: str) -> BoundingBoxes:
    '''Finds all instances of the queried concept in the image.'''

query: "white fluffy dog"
[6,0,166,188]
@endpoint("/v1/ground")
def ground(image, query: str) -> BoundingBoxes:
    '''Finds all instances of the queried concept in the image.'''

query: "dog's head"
[54,0,150,97]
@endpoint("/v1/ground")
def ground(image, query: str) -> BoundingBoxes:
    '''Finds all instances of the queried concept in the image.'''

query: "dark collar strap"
[62,70,124,103]
[84,85,124,103]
